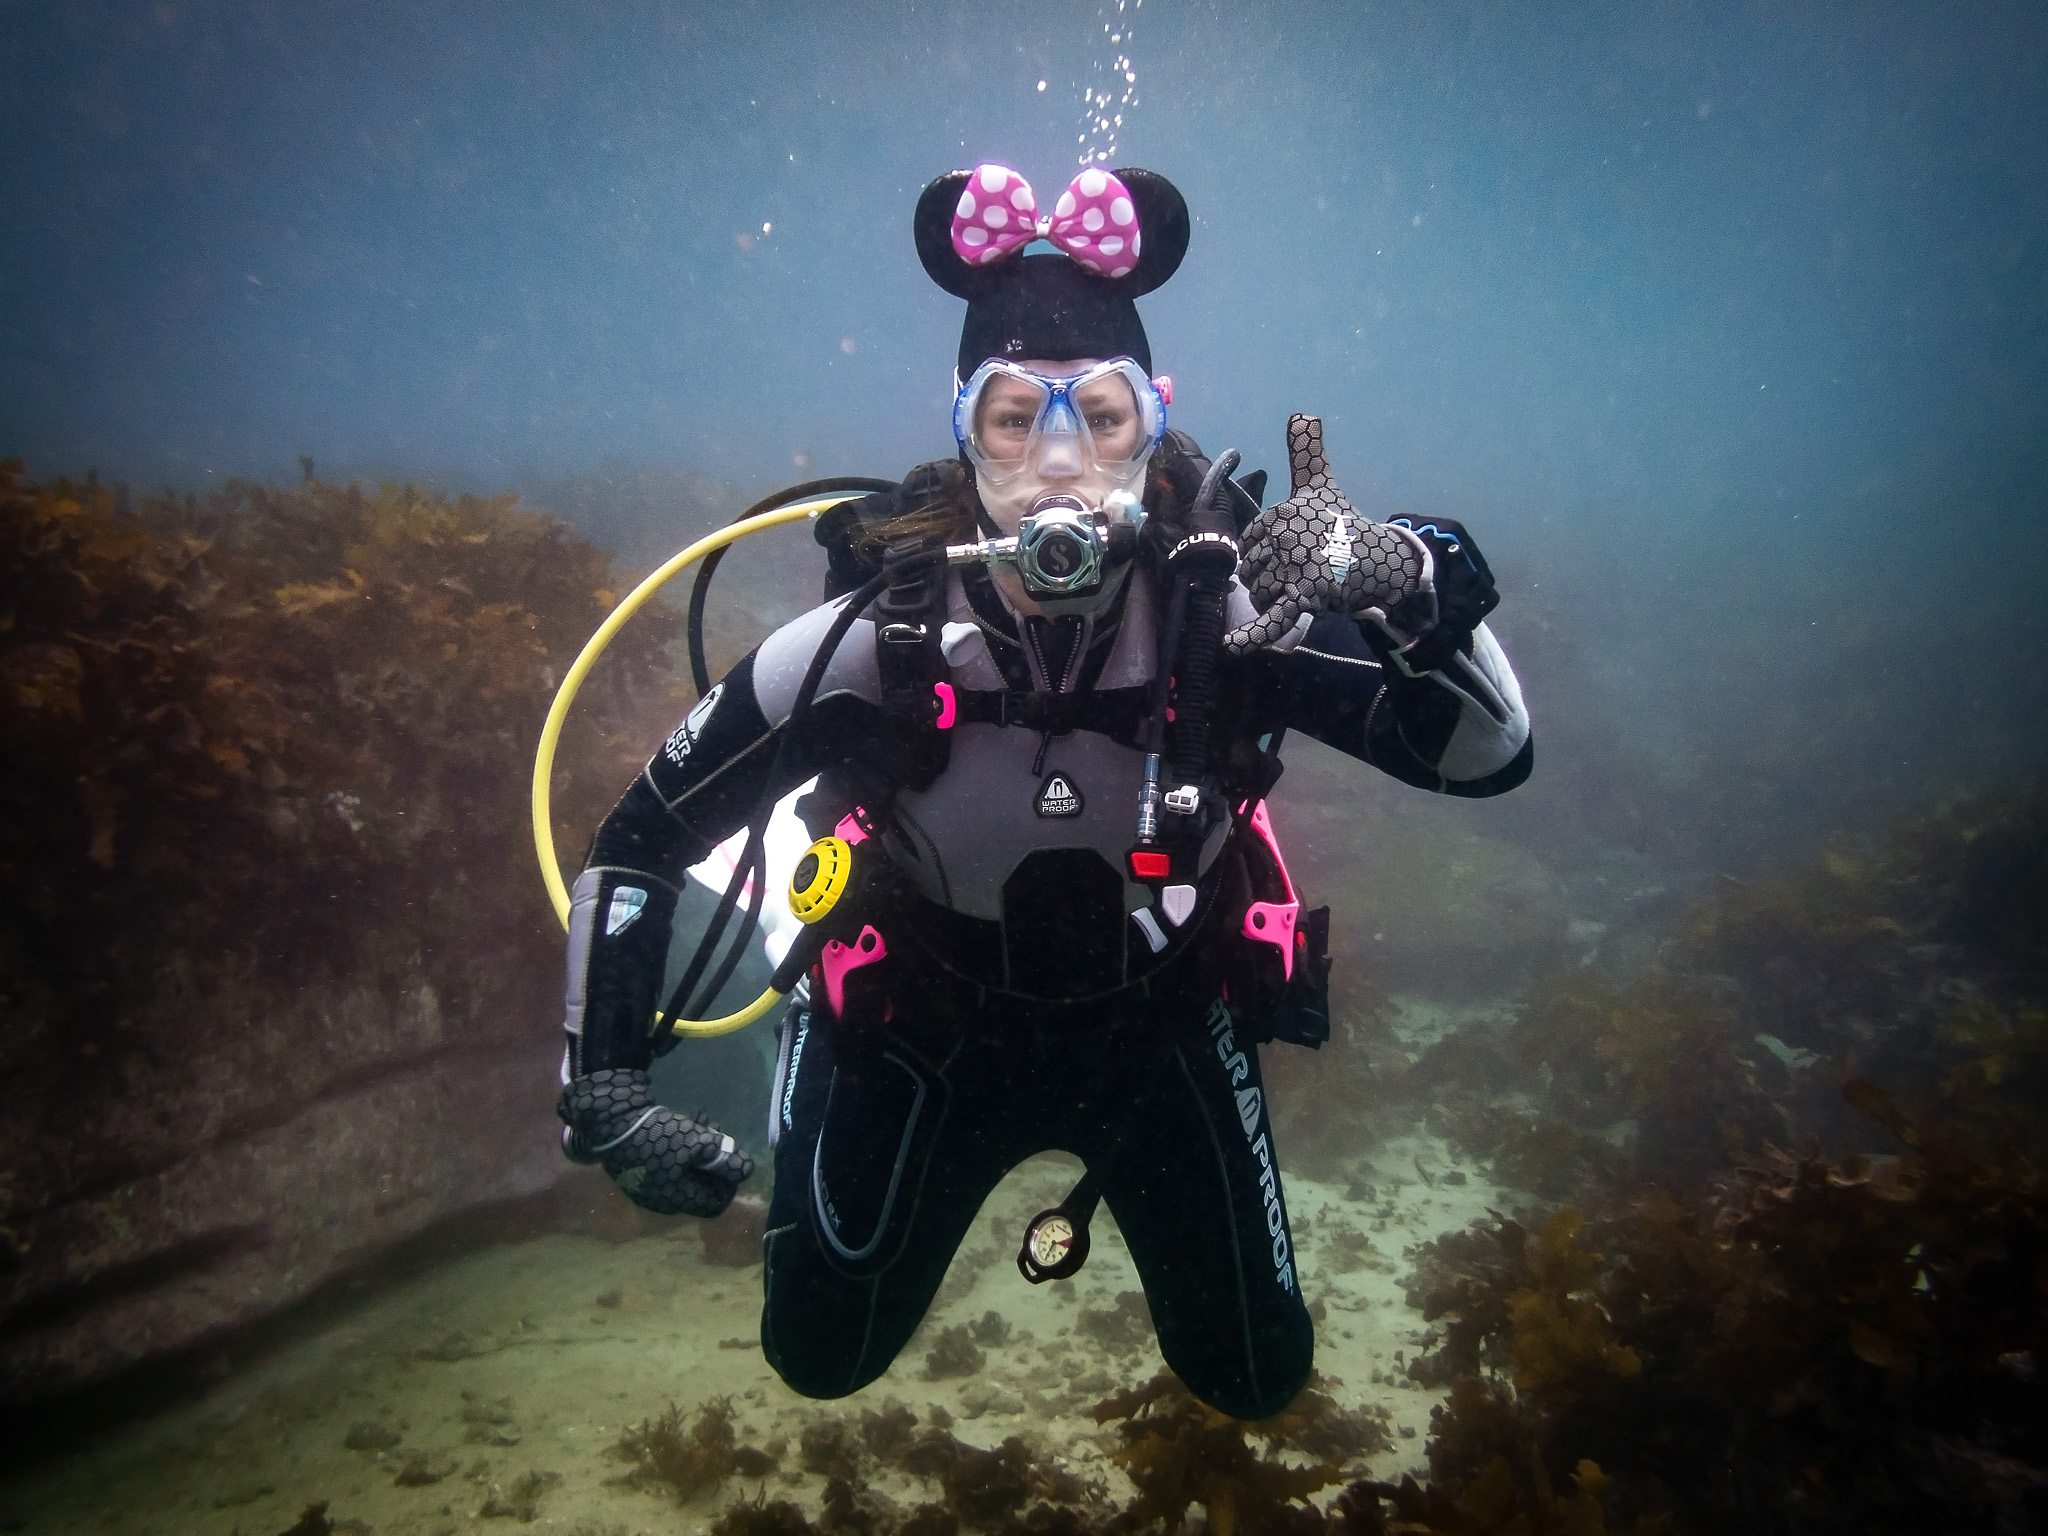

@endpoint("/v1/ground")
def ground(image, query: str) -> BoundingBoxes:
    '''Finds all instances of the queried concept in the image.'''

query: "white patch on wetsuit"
[606,886,648,935]
[662,683,724,766]
[1431,622,1530,782]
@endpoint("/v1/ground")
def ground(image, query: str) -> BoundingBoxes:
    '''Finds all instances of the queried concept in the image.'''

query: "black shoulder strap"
[870,541,952,792]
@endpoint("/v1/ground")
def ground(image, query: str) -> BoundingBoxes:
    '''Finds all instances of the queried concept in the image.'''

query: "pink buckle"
[934,681,957,729]
[834,812,870,846]
[1240,800,1300,981]
[821,924,887,1015]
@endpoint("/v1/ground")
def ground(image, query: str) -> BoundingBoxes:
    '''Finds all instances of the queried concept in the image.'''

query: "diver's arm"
[565,612,884,1078]
[554,611,883,1218]
[1273,612,1532,796]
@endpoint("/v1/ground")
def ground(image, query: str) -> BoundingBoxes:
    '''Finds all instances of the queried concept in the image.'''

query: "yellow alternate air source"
[787,836,853,923]
[530,495,859,1037]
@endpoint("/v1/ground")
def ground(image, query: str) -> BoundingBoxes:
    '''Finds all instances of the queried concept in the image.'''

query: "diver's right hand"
[557,1068,754,1218]
[1226,415,1433,654]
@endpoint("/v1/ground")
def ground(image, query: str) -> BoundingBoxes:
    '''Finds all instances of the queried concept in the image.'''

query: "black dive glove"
[1374,513,1500,676]
[557,1068,754,1218]
[1224,414,1437,655]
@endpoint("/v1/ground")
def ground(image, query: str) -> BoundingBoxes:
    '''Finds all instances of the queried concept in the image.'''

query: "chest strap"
[951,685,1152,742]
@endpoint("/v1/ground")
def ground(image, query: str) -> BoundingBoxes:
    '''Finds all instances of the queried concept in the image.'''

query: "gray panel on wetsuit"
[883,723,1153,921]
[752,597,883,724]
[747,568,1224,926]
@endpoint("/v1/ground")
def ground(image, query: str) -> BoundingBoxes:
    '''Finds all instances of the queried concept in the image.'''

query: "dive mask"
[950,358,1166,613]
[954,357,1166,494]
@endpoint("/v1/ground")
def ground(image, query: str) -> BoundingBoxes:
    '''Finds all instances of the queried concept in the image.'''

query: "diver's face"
[972,368,1146,467]
[968,358,1150,534]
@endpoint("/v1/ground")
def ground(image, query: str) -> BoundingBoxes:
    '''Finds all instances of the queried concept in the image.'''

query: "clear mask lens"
[954,358,1165,493]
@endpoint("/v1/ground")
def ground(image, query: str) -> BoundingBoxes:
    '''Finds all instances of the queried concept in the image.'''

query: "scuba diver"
[555,164,1531,1419]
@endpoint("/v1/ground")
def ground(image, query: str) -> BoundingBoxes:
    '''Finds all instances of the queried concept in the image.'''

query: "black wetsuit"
[561,463,1532,1419]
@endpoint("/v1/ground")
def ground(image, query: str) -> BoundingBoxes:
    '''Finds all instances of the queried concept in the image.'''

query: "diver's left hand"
[1224,415,1436,654]
[558,1069,754,1218]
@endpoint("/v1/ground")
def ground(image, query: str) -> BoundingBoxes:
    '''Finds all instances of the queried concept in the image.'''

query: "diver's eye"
[1089,412,1129,433]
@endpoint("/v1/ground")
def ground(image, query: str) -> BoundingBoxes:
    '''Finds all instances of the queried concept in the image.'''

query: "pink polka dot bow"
[949,164,1143,278]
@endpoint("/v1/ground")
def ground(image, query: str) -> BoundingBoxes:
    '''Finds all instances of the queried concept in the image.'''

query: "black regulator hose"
[658,550,945,1030]
[687,477,899,697]
[1166,449,1243,791]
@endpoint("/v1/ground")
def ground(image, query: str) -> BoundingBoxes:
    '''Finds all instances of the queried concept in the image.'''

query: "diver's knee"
[1160,1317,1315,1421]
[762,1355,859,1402]
[1226,1356,1315,1421]
[1181,1357,1313,1421]
[761,1330,887,1402]
[759,1232,889,1401]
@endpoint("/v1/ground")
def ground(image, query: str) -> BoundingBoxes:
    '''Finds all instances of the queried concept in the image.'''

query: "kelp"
[690,1372,1384,1536]
[1424,779,2048,1201]
[924,1324,988,1380]
[0,460,686,1240]
[614,1395,780,1500]
[1369,779,2048,1532]
[1089,1370,1389,1536]
[1392,1088,2046,1532]
[1,460,678,972]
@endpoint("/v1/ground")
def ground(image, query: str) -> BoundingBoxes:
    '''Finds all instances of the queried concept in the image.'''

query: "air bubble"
[1075,1,1138,167]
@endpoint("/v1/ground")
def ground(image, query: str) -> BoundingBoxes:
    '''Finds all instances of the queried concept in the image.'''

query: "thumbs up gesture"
[1224,415,1436,654]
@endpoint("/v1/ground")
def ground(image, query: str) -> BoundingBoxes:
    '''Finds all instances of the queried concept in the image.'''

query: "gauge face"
[1030,1216,1076,1267]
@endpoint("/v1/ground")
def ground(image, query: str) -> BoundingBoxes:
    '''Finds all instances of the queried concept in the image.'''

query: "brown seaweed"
[0,462,695,1258]
[1089,1371,1358,1536]
[617,1399,778,1501]
[1073,1291,1152,1355]
[478,1469,561,1520]
[923,1324,987,1380]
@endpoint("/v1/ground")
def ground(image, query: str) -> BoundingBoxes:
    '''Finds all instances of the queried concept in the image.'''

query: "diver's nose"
[1036,437,1083,478]
[1040,409,1089,475]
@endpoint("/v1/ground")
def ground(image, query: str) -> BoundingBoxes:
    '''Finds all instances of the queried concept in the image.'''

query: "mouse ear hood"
[1113,168,1190,297]
[916,163,1192,375]
[915,170,1007,300]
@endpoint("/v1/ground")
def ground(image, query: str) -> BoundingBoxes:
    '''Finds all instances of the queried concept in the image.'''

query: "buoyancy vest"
[795,445,1329,1036]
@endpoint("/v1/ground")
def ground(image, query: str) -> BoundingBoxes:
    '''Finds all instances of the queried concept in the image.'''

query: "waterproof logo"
[1207,999,1295,1295]
[663,683,723,767]
[1036,773,1083,817]
[1235,1085,1263,1139]
[606,886,647,936]
[780,1014,810,1132]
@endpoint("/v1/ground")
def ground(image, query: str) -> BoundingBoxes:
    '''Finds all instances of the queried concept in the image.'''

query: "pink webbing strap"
[821,924,887,1016]
[1240,799,1300,981]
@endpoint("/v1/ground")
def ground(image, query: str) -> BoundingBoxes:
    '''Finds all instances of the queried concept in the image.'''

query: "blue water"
[2,3,2045,1529]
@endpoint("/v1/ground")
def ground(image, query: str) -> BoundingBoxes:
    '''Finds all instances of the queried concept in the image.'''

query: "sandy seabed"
[0,1120,1506,1536]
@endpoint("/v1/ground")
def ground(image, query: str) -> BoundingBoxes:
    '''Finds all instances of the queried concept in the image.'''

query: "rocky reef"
[0,460,690,1407]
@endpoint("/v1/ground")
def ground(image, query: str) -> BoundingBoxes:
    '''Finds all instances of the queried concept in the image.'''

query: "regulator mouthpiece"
[948,492,1143,614]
